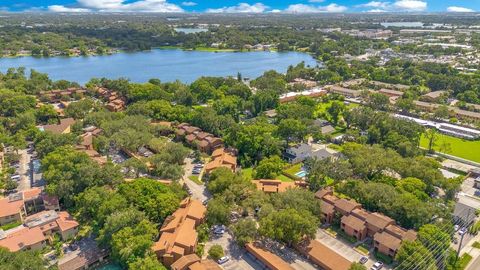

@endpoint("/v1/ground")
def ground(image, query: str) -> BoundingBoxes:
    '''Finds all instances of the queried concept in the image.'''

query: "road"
[182,157,210,202]
[16,149,31,191]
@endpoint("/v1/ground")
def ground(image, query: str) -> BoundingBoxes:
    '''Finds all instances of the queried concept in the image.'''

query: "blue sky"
[1,0,478,13]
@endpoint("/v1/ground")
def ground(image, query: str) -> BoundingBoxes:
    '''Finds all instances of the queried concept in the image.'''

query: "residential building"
[40,118,75,134]
[0,188,59,226]
[378,88,404,97]
[38,88,87,102]
[296,239,352,270]
[245,242,294,270]
[0,227,47,252]
[153,198,206,267]
[287,78,317,89]
[284,143,338,164]
[413,101,480,122]
[94,87,126,112]
[327,86,361,98]
[176,124,224,154]
[421,90,447,102]
[369,81,409,91]
[204,148,237,174]
[315,188,416,258]
[24,210,79,241]
[170,254,221,270]
[252,179,306,193]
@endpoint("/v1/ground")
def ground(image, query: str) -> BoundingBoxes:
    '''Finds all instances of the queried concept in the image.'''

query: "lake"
[381,22,424,28]
[0,49,318,84]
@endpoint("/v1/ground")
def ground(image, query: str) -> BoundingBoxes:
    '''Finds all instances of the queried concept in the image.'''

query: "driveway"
[204,232,262,270]
[16,149,32,191]
[182,157,210,202]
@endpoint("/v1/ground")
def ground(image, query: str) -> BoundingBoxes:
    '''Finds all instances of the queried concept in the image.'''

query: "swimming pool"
[295,170,307,178]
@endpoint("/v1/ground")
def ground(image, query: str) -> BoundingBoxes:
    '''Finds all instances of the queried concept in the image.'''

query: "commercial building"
[153,198,206,267]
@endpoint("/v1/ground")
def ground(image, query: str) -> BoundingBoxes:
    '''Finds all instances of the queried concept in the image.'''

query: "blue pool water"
[295,170,307,178]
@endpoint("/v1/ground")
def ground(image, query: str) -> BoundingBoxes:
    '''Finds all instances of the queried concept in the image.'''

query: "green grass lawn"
[283,163,303,176]
[315,100,358,119]
[242,167,254,180]
[419,133,480,163]
[278,174,294,182]
[0,221,22,231]
[188,175,203,185]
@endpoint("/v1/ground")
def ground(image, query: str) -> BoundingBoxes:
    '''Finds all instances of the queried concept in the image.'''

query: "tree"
[206,197,232,226]
[231,218,258,246]
[305,157,353,191]
[98,208,147,246]
[434,105,450,120]
[254,155,284,179]
[418,224,450,263]
[207,167,248,195]
[367,93,390,111]
[111,220,158,267]
[208,245,224,260]
[395,241,437,270]
[424,129,438,153]
[118,178,182,223]
[128,255,167,270]
[349,262,367,270]
[276,119,307,145]
[327,101,346,125]
[121,158,149,178]
[0,247,45,270]
[259,208,318,246]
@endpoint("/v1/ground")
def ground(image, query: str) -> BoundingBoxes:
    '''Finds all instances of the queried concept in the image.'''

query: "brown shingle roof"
[0,227,46,252]
[366,212,394,230]
[374,231,402,251]
[246,243,295,270]
[341,215,366,231]
[298,239,352,270]
[334,199,360,214]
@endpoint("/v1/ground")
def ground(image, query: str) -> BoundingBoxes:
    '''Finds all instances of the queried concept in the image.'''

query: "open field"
[420,133,480,163]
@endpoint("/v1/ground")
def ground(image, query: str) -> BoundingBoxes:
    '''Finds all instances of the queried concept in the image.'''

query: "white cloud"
[393,0,427,11]
[49,0,183,12]
[367,9,387,12]
[357,1,390,9]
[269,9,282,13]
[48,5,91,12]
[206,3,268,13]
[285,3,347,13]
[447,6,474,12]
[181,1,197,7]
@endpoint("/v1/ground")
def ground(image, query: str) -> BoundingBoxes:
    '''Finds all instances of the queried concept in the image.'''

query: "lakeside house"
[153,198,206,267]
[315,188,416,258]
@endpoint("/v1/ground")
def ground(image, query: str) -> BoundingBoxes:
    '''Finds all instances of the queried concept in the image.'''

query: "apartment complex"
[296,239,352,270]
[170,254,221,270]
[327,86,361,98]
[176,123,224,154]
[315,188,416,258]
[76,126,107,165]
[245,242,294,270]
[153,198,206,267]
[413,100,480,122]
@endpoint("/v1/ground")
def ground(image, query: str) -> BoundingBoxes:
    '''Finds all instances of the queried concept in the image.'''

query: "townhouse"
[204,148,237,174]
[153,198,207,267]
[176,123,224,154]
[413,101,480,122]
[252,179,306,194]
[245,242,295,270]
[315,188,416,258]
[327,86,361,98]
[170,254,221,270]
[94,87,126,112]
[40,118,76,134]
[38,88,87,103]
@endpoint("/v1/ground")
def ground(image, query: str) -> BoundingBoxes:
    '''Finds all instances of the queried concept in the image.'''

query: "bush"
[208,245,224,260]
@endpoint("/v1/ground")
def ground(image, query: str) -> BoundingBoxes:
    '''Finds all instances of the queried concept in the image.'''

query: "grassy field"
[419,133,480,163]
[315,100,358,119]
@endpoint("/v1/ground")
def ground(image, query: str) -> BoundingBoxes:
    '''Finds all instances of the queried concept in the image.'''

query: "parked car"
[217,256,230,264]
[371,261,383,270]
[459,227,468,236]
[454,225,460,232]
[10,175,21,180]
[359,256,368,264]
[212,225,226,235]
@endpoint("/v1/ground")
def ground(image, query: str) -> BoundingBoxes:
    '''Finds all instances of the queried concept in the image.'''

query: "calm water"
[174,27,208,34]
[0,49,318,84]
[381,22,424,28]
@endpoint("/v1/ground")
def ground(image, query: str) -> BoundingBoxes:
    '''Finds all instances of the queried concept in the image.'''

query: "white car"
[217,256,230,264]
[371,261,384,270]
[458,227,468,236]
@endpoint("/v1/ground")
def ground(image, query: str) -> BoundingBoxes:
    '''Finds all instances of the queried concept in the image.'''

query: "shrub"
[208,245,224,260]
